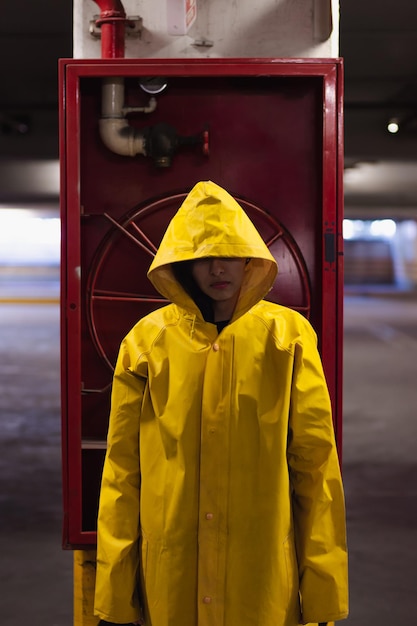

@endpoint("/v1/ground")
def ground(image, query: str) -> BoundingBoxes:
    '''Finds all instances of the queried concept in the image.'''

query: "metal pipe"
[99,77,149,157]
[92,0,127,58]
[91,2,150,158]
[92,0,180,166]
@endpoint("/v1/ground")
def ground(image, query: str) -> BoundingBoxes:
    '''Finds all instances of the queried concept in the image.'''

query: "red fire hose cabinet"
[59,58,344,547]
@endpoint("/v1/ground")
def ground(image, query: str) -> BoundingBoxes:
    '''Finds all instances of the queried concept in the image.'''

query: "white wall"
[74,0,339,59]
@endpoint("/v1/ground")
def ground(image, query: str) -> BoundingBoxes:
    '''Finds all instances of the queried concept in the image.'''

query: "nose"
[209,258,225,276]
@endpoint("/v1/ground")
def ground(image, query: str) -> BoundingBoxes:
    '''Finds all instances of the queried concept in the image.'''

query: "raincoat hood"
[147,181,277,319]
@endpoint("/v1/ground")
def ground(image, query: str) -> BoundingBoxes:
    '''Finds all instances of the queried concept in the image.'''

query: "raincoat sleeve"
[94,335,146,624]
[287,320,348,625]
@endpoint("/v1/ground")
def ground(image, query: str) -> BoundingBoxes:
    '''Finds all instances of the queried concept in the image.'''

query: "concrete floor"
[342,294,417,625]
[0,289,416,625]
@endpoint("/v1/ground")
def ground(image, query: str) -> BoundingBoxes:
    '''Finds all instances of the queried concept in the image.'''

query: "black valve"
[142,123,209,167]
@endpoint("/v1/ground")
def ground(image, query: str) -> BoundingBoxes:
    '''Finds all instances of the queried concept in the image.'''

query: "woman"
[94,180,348,626]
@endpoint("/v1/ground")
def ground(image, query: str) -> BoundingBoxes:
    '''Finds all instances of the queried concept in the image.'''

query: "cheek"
[233,260,247,272]
[234,265,247,283]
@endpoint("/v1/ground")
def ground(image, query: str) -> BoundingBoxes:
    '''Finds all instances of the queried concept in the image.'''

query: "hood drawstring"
[190,315,196,340]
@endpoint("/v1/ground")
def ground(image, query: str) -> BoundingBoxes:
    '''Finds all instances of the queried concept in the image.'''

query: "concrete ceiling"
[341,1,417,215]
[0,1,72,162]
[1,1,417,215]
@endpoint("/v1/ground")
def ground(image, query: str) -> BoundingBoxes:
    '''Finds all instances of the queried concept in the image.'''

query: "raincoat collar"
[147,181,277,322]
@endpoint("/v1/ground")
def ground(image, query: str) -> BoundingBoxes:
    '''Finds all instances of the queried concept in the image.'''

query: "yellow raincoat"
[94,181,348,626]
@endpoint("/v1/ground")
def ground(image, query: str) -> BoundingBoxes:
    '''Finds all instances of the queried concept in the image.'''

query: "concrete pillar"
[74,0,339,59]
[71,2,340,624]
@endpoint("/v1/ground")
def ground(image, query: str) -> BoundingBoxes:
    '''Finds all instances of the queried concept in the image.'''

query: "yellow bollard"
[73,550,98,626]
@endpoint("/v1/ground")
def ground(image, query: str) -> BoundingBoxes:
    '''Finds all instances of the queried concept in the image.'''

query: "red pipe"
[93,0,127,58]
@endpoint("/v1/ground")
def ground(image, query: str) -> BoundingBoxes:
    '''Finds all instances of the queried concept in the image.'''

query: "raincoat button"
[205,512,214,520]
[203,596,212,604]
[212,343,220,351]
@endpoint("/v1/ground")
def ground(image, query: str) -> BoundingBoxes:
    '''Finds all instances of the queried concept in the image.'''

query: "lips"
[210,281,230,289]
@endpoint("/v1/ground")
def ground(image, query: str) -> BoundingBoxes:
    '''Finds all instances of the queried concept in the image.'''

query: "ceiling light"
[387,117,400,134]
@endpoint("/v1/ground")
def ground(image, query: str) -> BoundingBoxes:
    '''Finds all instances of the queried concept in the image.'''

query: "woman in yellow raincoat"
[94,181,348,626]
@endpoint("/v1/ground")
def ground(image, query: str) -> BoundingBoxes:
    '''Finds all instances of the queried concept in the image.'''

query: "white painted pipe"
[99,77,156,157]
[99,117,146,157]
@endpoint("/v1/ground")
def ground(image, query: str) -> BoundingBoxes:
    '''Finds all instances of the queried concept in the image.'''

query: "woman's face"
[191,257,247,319]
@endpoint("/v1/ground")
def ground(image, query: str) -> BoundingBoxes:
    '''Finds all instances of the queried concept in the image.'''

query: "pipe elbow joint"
[99,118,146,157]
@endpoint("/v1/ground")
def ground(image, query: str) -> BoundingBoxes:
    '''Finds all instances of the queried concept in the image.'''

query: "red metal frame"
[59,57,344,547]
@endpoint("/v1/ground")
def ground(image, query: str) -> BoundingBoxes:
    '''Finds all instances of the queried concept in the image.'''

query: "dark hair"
[171,260,214,322]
